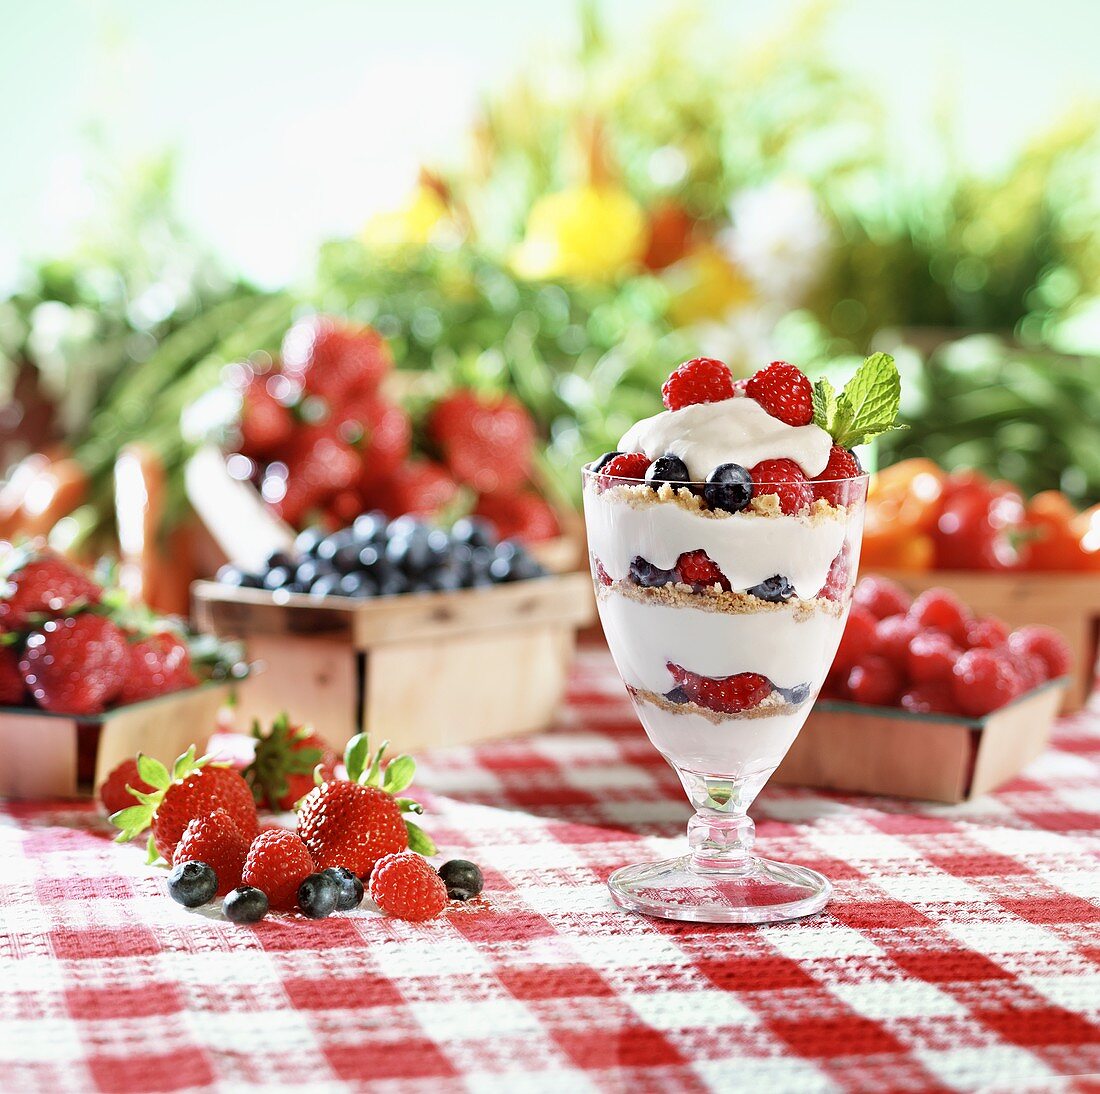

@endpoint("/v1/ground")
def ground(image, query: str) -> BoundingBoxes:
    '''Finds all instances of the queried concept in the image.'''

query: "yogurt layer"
[619,397,833,481]
[598,594,848,693]
[584,487,848,598]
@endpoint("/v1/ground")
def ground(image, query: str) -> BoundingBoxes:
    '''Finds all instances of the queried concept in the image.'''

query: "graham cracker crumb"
[597,579,843,620]
[629,685,806,723]
[598,482,847,523]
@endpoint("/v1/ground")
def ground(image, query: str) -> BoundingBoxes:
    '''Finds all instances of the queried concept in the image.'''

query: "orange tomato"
[1025,491,1092,571]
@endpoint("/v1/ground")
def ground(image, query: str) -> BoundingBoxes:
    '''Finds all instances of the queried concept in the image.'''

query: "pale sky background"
[1,0,1097,287]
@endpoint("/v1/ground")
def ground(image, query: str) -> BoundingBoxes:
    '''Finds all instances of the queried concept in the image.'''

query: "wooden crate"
[873,569,1099,711]
[192,574,595,752]
[0,683,234,800]
[773,679,1067,804]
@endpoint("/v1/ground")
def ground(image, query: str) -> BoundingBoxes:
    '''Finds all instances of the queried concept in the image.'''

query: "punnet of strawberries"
[0,543,244,716]
[106,719,484,924]
[224,314,559,545]
[823,575,1072,717]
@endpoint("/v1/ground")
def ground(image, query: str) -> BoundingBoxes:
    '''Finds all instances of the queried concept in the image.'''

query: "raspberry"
[907,632,961,685]
[745,361,813,426]
[369,851,449,922]
[749,458,811,515]
[1007,625,1071,681]
[0,645,26,705]
[676,551,730,591]
[98,759,155,817]
[875,614,921,666]
[598,452,651,486]
[0,554,103,630]
[661,358,736,411]
[952,649,1023,717]
[174,809,250,895]
[965,616,1010,650]
[847,655,903,707]
[19,614,127,715]
[819,543,852,602]
[833,606,878,672]
[853,576,911,620]
[900,682,957,715]
[813,445,863,506]
[242,829,315,911]
[908,588,970,646]
[667,663,772,714]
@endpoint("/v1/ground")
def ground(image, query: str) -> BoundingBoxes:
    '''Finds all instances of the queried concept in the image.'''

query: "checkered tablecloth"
[2,647,1099,1093]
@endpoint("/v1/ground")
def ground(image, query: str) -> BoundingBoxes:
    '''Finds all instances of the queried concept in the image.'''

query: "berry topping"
[223,886,270,923]
[242,829,315,912]
[746,575,796,603]
[667,663,773,714]
[629,557,678,588]
[952,649,1023,717]
[173,809,250,895]
[167,861,218,909]
[1006,626,1071,681]
[591,451,622,472]
[813,445,863,505]
[661,357,736,411]
[745,361,814,426]
[645,454,692,490]
[598,452,651,485]
[676,551,730,591]
[438,859,484,902]
[703,463,753,513]
[19,614,128,715]
[847,655,903,707]
[749,458,812,515]
[297,872,341,919]
[369,851,449,922]
[906,632,962,685]
[322,866,365,911]
[97,758,155,818]
[909,588,971,646]
[853,575,911,619]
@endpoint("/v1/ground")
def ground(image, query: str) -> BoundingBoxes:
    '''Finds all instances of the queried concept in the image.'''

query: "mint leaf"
[832,353,902,449]
[811,378,837,432]
[383,755,416,795]
[404,820,436,856]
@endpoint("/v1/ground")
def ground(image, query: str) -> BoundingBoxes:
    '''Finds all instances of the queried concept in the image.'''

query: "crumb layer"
[596,578,845,619]
[598,481,849,523]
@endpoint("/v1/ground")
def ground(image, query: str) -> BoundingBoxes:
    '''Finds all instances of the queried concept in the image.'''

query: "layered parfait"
[584,354,897,780]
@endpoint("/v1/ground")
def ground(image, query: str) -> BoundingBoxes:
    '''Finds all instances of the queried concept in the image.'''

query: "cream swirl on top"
[618,397,833,481]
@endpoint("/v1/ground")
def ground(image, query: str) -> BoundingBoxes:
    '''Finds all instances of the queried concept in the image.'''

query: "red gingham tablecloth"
[2,647,1099,1093]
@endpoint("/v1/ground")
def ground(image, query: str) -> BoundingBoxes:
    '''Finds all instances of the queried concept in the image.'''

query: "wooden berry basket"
[872,569,1099,711]
[773,678,1068,804]
[0,683,234,800]
[191,573,595,753]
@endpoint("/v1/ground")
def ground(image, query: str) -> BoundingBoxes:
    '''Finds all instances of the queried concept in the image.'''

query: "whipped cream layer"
[618,397,833,480]
[632,700,807,778]
[584,488,847,599]
[598,594,847,693]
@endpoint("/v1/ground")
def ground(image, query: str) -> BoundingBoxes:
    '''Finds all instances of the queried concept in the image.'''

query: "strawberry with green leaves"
[243,714,338,811]
[111,747,260,864]
[298,734,433,879]
[0,547,102,630]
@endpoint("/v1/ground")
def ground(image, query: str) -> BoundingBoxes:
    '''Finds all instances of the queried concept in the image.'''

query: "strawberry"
[282,316,392,402]
[661,358,736,411]
[0,643,26,705]
[117,632,197,706]
[745,361,813,426]
[428,390,535,495]
[242,828,315,911]
[750,458,812,515]
[675,550,730,591]
[19,614,127,715]
[369,851,448,922]
[374,460,459,519]
[667,663,772,714]
[813,445,863,506]
[243,713,338,812]
[0,550,102,629]
[111,748,260,864]
[336,394,411,488]
[174,808,250,895]
[98,758,155,817]
[238,371,295,459]
[298,734,433,879]
[473,492,560,543]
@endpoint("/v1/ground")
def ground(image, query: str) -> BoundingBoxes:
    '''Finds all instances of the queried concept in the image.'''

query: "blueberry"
[297,872,340,919]
[353,511,388,545]
[332,542,363,574]
[339,573,377,598]
[644,454,691,491]
[438,859,483,901]
[703,463,753,513]
[321,866,365,911]
[747,575,796,603]
[294,559,328,587]
[167,861,218,908]
[264,549,296,571]
[376,573,411,597]
[263,566,293,590]
[629,556,677,587]
[317,530,355,564]
[386,527,435,574]
[309,573,343,598]
[294,526,326,558]
[665,686,690,704]
[450,517,496,549]
[591,451,622,473]
[426,568,462,592]
[386,515,421,540]
[216,565,263,589]
[223,885,269,923]
[779,682,812,705]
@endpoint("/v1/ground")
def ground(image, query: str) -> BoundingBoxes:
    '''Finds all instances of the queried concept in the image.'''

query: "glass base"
[608,854,831,924]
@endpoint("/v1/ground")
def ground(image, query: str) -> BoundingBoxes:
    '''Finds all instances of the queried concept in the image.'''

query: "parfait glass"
[583,464,868,924]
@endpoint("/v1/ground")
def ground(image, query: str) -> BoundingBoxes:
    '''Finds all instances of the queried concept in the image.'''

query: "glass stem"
[676,767,773,874]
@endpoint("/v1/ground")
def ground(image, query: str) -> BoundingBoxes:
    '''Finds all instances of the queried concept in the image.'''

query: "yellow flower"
[512,185,646,282]
[362,186,451,251]
[664,243,756,327]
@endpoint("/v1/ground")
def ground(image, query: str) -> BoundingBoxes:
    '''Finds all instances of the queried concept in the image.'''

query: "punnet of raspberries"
[822,576,1072,716]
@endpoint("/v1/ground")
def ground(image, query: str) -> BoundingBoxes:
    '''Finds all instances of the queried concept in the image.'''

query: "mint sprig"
[813,352,902,449]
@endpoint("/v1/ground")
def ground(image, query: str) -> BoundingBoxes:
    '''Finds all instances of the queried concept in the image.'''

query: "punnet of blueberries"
[167,861,218,908]
[217,513,547,599]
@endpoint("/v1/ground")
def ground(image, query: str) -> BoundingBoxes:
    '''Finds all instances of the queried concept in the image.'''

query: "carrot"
[14,458,89,539]
[114,444,167,609]
[0,453,52,538]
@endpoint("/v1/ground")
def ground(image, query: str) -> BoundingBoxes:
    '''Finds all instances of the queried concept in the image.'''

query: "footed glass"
[583,465,868,924]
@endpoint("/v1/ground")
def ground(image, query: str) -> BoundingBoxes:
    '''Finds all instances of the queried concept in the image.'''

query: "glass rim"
[580,465,871,488]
